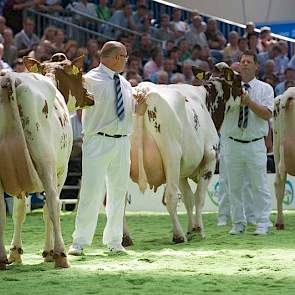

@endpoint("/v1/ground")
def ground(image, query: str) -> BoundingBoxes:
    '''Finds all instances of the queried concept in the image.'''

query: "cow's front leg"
[179,178,194,239]
[274,171,286,230]
[165,184,186,244]
[0,186,8,270]
[8,195,26,264]
[42,201,54,262]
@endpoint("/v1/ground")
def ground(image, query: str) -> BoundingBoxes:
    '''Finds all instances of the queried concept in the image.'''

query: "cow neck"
[53,70,70,105]
[203,82,226,131]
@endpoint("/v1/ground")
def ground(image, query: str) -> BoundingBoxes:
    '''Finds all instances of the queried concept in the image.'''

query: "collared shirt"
[220,78,274,141]
[82,63,134,137]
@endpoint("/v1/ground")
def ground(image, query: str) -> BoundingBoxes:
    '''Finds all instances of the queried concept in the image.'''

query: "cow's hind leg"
[274,172,287,230]
[179,178,195,240]
[194,148,216,238]
[38,166,69,268]
[42,201,54,262]
[8,195,26,264]
[0,185,8,270]
[122,193,133,247]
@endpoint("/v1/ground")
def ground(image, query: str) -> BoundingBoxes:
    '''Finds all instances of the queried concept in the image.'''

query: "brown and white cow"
[273,87,295,230]
[128,67,242,243]
[0,55,93,269]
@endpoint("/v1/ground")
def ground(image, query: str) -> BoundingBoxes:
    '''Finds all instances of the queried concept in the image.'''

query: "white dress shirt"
[82,63,134,137]
[220,78,274,141]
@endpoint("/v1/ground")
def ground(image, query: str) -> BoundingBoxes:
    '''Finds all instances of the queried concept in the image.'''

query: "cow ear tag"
[72,65,80,76]
[30,64,39,73]
[196,72,205,80]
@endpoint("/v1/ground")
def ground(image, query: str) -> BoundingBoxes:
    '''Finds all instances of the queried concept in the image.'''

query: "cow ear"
[223,68,234,81]
[71,55,84,75]
[23,57,43,73]
[192,66,206,81]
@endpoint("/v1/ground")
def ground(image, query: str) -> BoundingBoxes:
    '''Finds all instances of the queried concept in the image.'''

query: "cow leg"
[179,178,194,239]
[0,186,8,270]
[42,201,54,262]
[8,195,26,264]
[274,172,287,230]
[122,194,133,247]
[194,149,216,238]
[39,168,69,268]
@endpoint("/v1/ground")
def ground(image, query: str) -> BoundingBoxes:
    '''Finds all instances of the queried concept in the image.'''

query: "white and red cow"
[129,67,242,243]
[273,87,295,230]
[0,55,93,269]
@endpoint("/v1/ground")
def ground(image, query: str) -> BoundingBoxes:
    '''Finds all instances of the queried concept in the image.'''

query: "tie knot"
[114,73,119,80]
[244,83,250,90]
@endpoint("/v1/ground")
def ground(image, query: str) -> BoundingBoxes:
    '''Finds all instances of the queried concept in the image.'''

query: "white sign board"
[126,174,295,212]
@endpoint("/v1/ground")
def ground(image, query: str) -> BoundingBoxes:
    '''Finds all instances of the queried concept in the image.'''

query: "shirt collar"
[99,63,117,79]
[243,78,257,89]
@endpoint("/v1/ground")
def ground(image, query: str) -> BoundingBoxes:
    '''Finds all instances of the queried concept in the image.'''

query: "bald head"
[100,41,128,73]
[100,41,125,59]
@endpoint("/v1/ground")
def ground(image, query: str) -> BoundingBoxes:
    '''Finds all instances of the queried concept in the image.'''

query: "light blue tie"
[114,73,125,120]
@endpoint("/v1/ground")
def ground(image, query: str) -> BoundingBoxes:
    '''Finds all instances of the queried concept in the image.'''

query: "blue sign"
[257,22,295,39]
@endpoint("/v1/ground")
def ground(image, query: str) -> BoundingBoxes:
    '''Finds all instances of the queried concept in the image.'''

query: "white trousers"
[223,137,272,227]
[218,137,255,222]
[72,134,130,247]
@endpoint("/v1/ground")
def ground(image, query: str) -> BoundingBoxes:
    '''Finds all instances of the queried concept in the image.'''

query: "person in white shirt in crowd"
[0,43,12,72]
[68,41,147,255]
[220,50,274,235]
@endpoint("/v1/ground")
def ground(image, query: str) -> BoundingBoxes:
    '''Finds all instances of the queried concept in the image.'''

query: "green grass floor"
[1,210,295,295]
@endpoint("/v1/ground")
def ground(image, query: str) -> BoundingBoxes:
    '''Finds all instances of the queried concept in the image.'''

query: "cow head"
[192,63,243,130]
[23,54,94,112]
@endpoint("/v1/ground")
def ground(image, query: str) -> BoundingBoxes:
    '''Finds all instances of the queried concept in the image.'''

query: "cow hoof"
[53,252,70,268]
[172,236,186,244]
[8,246,23,264]
[42,250,54,262]
[193,227,206,239]
[122,235,134,247]
[275,223,285,230]
[0,257,8,270]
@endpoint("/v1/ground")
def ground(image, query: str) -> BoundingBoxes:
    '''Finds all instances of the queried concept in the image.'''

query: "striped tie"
[238,83,250,128]
[114,73,124,120]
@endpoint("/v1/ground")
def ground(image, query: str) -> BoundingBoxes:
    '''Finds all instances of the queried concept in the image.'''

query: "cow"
[0,55,94,269]
[128,66,243,243]
[273,87,295,230]
[31,57,243,244]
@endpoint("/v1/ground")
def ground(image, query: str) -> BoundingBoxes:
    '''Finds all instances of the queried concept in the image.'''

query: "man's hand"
[134,88,148,116]
[241,91,251,106]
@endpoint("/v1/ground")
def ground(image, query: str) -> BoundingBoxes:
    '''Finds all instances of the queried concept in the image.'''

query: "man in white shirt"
[69,41,146,255]
[221,50,274,235]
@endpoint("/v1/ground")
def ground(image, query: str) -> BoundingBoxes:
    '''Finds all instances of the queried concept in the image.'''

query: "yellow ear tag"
[72,65,80,76]
[226,72,231,81]
[31,64,39,73]
[196,72,204,80]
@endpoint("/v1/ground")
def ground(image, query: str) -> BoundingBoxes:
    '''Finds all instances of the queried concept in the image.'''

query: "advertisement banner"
[126,174,295,212]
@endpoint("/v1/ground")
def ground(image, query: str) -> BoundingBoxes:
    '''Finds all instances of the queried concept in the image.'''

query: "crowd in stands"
[0,0,295,96]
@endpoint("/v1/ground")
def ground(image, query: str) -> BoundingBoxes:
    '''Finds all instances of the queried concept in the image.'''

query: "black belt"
[97,132,127,138]
[229,136,263,143]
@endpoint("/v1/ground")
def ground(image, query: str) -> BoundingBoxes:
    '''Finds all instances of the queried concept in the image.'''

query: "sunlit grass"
[1,210,295,294]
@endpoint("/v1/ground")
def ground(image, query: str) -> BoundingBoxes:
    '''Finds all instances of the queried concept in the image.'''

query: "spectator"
[238,37,248,54]
[185,15,208,48]
[70,109,82,159]
[132,4,148,32]
[205,18,226,50]
[223,31,241,64]
[36,0,64,14]
[220,50,274,235]
[170,8,188,40]
[2,0,38,34]
[275,67,295,95]
[41,25,57,43]
[258,26,273,52]
[184,44,204,67]
[110,0,125,14]
[143,47,163,80]
[84,39,99,72]
[170,72,185,84]
[133,33,154,66]
[162,58,175,83]
[106,3,136,39]
[162,39,175,58]
[14,17,40,57]
[0,16,8,37]
[95,0,111,21]
[64,39,79,59]
[177,38,191,62]
[2,27,18,66]
[0,43,12,72]
[153,14,174,42]
[13,57,27,72]
[53,28,65,52]
[247,32,259,54]
[69,0,97,17]
[243,21,256,38]
[181,62,194,84]
[125,56,142,76]
[152,70,168,84]
[285,79,295,90]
